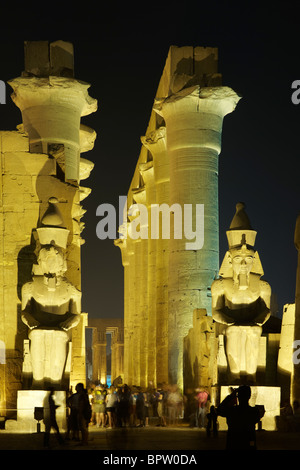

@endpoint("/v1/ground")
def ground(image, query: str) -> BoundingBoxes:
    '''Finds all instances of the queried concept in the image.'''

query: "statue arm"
[59,313,81,331]
[254,281,271,325]
[21,282,40,329]
[211,281,235,325]
[59,285,82,331]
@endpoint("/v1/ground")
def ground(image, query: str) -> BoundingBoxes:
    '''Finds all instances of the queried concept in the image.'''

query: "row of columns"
[115,48,240,391]
[92,327,124,384]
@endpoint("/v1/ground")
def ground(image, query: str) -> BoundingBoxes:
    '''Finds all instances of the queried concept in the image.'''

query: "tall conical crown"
[226,202,257,249]
[36,197,69,249]
[219,202,264,277]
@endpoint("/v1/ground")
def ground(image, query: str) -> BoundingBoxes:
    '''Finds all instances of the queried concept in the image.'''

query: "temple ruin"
[0,41,299,434]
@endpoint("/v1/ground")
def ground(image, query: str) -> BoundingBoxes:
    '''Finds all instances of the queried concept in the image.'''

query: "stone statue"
[211,202,271,382]
[21,198,81,388]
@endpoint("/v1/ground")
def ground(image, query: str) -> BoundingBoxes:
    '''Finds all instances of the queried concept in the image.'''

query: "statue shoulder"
[211,278,226,295]
[21,280,34,296]
[211,277,232,290]
[64,281,81,314]
[21,280,34,309]
[259,279,271,296]
[61,278,82,299]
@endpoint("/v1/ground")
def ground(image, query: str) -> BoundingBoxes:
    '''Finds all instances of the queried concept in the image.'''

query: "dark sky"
[0,2,300,319]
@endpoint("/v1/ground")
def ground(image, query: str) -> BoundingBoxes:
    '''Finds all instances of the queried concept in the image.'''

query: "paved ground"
[1,424,300,453]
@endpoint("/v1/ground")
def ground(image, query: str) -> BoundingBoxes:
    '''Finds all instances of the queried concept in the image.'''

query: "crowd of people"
[62,381,216,445]
[63,382,293,449]
[86,382,184,429]
[46,380,300,449]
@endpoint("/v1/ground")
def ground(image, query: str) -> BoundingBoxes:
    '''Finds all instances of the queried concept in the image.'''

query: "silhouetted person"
[43,388,64,448]
[217,385,264,450]
[75,383,91,445]
[206,405,218,437]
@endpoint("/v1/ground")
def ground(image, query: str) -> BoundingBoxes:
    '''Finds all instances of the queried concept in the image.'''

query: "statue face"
[229,246,255,277]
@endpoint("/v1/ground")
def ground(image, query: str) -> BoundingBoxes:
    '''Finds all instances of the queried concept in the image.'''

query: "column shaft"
[155,86,240,388]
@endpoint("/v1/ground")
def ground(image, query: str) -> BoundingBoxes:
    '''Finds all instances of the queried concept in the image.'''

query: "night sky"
[0,2,300,320]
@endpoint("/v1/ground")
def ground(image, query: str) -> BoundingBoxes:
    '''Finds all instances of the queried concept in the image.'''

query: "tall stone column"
[139,160,156,386]
[92,335,107,384]
[114,233,135,384]
[111,327,124,382]
[9,43,96,184]
[141,127,169,385]
[155,86,240,388]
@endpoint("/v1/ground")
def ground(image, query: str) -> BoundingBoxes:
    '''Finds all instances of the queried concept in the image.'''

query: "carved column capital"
[8,76,97,182]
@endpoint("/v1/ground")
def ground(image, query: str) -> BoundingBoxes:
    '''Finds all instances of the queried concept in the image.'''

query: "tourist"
[217,385,264,450]
[93,384,107,428]
[105,386,118,428]
[66,387,80,441]
[196,387,209,428]
[167,385,182,426]
[88,383,96,425]
[68,383,91,446]
[143,389,150,426]
[117,384,131,427]
[135,388,145,426]
[150,388,160,419]
[129,388,138,426]
[43,388,64,448]
[206,405,218,437]
[156,388,166,427]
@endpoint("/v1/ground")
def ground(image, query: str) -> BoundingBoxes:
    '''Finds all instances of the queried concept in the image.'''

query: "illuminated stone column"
[155,86,240,388]
[9,41,96,183]
[114,234,130,383]
[92,331,107,384]
[119,234,135,385]
[141,127,169,384]
[70,312,88,387]
[111,327,124,382]
[132,234,142,385]
[139,160,156,386]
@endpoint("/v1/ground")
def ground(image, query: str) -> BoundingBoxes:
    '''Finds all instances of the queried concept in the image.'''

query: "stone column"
[155,86,240,389]
[141,127,169,385]
[70,312,88,389]
[92,330,107,384]
[139,160,156,386]
[9,76,96,183]
[115,232,133,385]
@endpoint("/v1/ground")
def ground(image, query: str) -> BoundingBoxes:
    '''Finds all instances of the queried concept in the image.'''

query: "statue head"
[219,203,264,280]
[229,244,255,278]
[32,197,70,277]
[37,245,67,277]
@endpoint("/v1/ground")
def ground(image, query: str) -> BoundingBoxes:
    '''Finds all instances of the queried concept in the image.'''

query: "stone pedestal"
[218,385,281,431]
[5,390,67,433]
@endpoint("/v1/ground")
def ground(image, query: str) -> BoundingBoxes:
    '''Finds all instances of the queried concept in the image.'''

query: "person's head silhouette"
[237,385,251,406]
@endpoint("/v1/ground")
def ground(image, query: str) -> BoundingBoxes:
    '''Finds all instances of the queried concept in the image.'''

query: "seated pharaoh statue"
[211,202,271,382]
[21,198,81,389]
